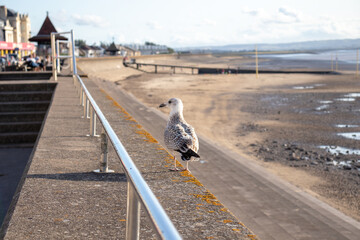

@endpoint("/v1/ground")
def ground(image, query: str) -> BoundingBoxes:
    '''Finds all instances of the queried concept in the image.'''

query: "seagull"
[159,98,200,171]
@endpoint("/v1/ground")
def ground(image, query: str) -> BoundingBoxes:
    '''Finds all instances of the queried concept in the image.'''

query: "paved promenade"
[2,75,255,239]
[94,77,360,240]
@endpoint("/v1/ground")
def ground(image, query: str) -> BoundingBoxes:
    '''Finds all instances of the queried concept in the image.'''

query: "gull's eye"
[168,100,172,104]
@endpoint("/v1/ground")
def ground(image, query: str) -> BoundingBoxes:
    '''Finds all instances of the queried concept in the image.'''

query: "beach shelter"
[29,12,67,56]
[105,42,120,55]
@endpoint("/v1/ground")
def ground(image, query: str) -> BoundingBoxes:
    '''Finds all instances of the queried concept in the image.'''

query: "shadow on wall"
[27,172,127,182]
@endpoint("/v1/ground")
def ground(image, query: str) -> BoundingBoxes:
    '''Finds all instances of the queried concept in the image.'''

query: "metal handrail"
[51,30,181,240]
[75,74,181,239]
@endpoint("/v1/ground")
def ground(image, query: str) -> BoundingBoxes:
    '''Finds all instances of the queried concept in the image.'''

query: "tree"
[145,41,157,46]
[75,39,86,47]
[100,41,108,49]
[167,47,175,54]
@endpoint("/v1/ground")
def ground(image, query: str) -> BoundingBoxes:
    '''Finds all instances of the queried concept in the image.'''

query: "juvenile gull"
[159,98,200,171]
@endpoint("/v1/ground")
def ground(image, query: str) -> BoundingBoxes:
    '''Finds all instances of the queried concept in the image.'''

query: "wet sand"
[78,54,360,221]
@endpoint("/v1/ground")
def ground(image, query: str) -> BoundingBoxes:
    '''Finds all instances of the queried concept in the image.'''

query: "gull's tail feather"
[177,149,200,161]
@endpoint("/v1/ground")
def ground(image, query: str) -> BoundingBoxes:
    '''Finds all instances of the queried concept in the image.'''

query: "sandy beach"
[78,54,360,221]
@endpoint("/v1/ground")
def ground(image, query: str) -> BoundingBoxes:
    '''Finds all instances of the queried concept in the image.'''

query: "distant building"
[0,5,34,57]
[119,45,141,57]
[90,45,104,57]
[105,42,119,56]
[125,44,169,55]
[105,42,141,56]
[0,6,31,43]
[79,45,94,57]
[29,12,67,57]
[77,45,104,57]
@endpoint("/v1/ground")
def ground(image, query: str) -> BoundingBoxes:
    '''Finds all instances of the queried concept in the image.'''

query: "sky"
[3,0,360,48]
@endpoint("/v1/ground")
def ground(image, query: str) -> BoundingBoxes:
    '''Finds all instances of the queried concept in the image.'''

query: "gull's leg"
[182,161,190,172]
[170,155,180,171]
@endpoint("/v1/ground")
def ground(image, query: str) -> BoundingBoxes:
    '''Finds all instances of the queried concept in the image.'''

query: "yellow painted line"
[98,88,257,238]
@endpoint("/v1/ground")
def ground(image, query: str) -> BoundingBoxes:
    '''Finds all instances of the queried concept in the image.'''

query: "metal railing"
[51,30,181,240]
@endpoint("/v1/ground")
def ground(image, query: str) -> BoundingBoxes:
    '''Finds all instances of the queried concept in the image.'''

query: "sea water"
[260,49,358,64]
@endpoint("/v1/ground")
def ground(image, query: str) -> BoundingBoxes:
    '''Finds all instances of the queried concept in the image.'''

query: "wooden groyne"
[125,61,337,75]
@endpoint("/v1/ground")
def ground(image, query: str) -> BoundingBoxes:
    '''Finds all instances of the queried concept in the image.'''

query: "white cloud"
[241,7,260,16]
[56,27,64,33]
[238,12,360,45]
[116,35,126,43]
[202,18,217,27]
[146,21,163,30]
[166,5,360,47]
[278,7,299,21]
[132,38,145,44]
[241,6,301,24]
[234,5,360,44]
[194,18,217,28]
[72,14,109,28]
[300,17,360,40]
[242,7,270,19]
[52,9,70,22]
[49,9,72,31]
[263,7,301,24]
[169,30,228,47]
[106,31,129,43]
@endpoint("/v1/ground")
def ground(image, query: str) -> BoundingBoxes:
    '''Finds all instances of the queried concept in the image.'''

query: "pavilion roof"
[106,42,119,52]
[29,14,67,42]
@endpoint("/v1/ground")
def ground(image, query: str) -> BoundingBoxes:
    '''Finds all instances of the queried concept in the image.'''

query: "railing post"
[51,33,57,81]
[83,95,87,118]
[73,75,77,86]
[80,88,84,106]
[78,80,81,93]
[255,45,259,79]
[76,78,81,95]
[56,40,60,73]
[69,39,74,73]
[70,29,77,75]
[86,99,90,119]
[93,131,114,173]
[126,182,141,240]
[89,106,99,137]
[82,97,90,119]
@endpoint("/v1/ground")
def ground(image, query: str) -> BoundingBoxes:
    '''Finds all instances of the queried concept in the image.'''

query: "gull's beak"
[159,103,166,108]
